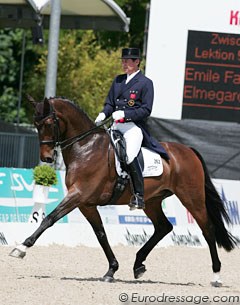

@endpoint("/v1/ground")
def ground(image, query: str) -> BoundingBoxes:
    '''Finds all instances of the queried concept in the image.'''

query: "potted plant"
[32,164,57,203]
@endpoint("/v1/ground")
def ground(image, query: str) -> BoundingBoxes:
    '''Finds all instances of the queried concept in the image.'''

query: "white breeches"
[112,122,143,164]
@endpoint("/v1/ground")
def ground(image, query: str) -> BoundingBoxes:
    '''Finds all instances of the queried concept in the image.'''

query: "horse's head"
[28,95,99,164]
[28,95,60,163]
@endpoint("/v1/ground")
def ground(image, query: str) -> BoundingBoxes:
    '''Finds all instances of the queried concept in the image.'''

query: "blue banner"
[0,168,67,223]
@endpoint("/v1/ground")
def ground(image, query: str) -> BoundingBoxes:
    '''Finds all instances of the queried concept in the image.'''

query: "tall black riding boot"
[128,158,145,209]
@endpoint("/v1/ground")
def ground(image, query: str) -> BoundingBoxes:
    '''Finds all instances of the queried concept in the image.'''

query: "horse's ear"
[43,97,51,115]
[26,94,37,107]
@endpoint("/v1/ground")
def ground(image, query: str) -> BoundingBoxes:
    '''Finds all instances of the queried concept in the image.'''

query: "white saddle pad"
[115,147,163,177]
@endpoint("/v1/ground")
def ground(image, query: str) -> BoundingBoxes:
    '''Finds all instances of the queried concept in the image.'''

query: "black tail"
[191,148,237,251]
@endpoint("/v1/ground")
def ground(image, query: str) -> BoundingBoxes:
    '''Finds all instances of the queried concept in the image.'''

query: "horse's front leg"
[79,206,119,282]
[9,188,80,258]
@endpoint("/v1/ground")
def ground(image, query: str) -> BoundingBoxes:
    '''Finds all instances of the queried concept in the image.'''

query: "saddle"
[105,129,162,206]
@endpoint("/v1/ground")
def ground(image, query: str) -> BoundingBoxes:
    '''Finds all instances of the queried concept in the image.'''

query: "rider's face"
[121,58,139,75]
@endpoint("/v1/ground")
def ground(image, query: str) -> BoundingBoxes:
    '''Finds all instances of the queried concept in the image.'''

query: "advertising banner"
[0,168,239,247]
[0,168,67,224]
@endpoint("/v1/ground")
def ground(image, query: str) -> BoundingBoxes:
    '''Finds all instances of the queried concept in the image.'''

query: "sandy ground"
[1,245,239,305]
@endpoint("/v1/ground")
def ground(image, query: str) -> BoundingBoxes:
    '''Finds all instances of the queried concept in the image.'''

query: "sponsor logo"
[119,215,176,225]
[119,215,152,225]
[220,187,240,225]
[171,230,201,246]
[0,232,8,245]
[125,228,151,246]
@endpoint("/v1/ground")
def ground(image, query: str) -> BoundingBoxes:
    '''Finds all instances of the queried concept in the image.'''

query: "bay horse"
[10,96,236,286]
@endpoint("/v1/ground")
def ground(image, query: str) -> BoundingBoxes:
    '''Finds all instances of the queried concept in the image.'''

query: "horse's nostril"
[42,157,53,163]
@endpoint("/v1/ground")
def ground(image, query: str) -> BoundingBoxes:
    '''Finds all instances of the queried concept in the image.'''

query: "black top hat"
[121,48,141,59]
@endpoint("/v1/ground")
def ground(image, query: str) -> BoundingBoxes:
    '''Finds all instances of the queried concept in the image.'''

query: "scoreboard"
[146,0,240,122]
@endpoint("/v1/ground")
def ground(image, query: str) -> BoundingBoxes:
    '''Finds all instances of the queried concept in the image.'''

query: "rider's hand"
[112,110,125,122]
[95,112,106,125]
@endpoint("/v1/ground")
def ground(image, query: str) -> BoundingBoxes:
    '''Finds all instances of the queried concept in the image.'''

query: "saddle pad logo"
[115,147,163,177]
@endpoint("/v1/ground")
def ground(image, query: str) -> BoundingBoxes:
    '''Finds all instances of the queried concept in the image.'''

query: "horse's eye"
[44,119,53,126]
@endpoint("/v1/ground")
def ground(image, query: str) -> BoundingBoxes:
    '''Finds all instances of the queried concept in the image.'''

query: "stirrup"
[129,194,145,210]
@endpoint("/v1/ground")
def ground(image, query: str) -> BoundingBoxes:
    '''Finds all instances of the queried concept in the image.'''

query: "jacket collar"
[117,71,142,97]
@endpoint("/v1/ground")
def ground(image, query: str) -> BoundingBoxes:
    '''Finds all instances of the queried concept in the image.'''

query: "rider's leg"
[127,157,145,209]
[113,122,144,209]
[124,124,144,209]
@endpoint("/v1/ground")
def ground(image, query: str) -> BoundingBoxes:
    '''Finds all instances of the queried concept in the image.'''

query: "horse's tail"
[191,147,237,251]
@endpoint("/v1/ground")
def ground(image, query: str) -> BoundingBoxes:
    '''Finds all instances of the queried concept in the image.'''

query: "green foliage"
[0,29,20,123]
[26,30,123,119]
[33,165,57,186]
[0,0,150,123]
[0,29,44,123]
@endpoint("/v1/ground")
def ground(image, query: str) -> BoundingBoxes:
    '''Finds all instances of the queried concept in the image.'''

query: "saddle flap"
[110,130,128,172]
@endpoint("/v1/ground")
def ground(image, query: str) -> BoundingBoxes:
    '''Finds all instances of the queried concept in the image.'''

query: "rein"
[60,118,112,150]
[38,108,112,151]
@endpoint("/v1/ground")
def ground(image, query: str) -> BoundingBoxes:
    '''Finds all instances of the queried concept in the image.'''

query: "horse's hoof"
[134,265,146,279]
[102,275,114,283]
[9,248,26,259]
[211,272,222,287]
[211,280,223,287]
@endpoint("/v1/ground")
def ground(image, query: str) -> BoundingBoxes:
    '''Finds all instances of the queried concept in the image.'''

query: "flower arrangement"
[33,164,57,186]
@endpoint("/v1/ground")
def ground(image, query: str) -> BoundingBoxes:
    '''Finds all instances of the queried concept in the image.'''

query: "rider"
[95,47,169,210]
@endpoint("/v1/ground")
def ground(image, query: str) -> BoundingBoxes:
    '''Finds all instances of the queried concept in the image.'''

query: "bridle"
[35,105,112,152]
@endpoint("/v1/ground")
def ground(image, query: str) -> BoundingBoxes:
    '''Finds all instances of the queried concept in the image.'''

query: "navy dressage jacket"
[102,71,169,160]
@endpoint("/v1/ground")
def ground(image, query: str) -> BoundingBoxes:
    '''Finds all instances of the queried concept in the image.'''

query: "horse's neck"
[65,115,93,138]
[62,130,110,169]
[54,99,94,138]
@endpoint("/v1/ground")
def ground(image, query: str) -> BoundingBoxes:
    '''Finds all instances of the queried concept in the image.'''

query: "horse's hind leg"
[194,211,222,286]
[79,206,119,282]
[190,207,223,286]
[133,198,173,279]
[177,191,222,286]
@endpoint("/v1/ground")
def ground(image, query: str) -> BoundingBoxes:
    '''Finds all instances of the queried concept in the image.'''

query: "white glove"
[95,112,106,124]
[112,110,125,121]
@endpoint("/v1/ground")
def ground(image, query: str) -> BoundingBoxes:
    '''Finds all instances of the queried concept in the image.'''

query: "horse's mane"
[53,97,92,117]
[47,96,94,125]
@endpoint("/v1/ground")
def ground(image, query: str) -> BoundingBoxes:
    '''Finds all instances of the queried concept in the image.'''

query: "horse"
[9,96,236,286]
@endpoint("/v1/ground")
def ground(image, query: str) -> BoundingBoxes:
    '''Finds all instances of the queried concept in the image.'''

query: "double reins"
[38,108,112,151]
[59,117,112,151]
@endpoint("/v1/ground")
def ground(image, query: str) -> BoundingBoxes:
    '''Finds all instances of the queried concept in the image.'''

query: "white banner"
[0,167,239,247]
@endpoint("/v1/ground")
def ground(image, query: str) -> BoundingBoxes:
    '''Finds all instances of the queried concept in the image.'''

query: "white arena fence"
[0,167,239,247]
